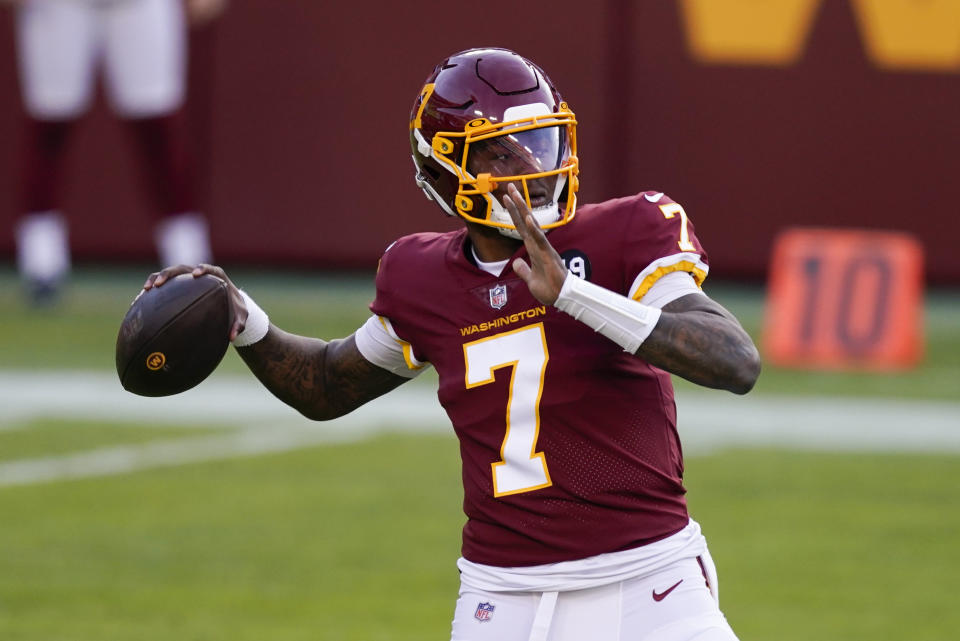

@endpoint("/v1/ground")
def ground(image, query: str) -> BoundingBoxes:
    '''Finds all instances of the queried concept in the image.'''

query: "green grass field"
[1,264,958,640]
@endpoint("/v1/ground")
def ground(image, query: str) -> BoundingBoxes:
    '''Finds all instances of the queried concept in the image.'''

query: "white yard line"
[675,391,960,453]
[0,370,957,487]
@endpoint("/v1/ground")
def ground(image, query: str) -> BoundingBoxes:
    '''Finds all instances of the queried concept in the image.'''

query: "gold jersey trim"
[631,260,708,302]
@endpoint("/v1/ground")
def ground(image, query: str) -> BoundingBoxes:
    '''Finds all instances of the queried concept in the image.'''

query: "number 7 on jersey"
[659,202,697,252]
[463,323,553,497]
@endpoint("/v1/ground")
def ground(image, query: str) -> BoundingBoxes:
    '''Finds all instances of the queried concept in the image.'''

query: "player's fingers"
[192,263,221,279]
[505,185,552,252]
[502,189,528,237]
[229,316,246,342]
[218,275,248,342]
[193,262,217,274]
[147,264,192,289]
[188,263,246,342]
[503,190,546,259]
[227,290,248,342]
[142,271,162,290]
[512,257,532,281]
[191,263,242,296]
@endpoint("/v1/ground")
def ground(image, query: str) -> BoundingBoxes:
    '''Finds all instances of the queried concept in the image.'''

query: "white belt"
[528,590,558,641]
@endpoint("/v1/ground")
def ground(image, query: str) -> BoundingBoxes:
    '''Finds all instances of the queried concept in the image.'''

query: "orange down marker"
[763,228,924,370]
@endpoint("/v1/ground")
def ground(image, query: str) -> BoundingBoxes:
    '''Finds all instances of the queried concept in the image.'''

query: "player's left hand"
[502,183,568,305]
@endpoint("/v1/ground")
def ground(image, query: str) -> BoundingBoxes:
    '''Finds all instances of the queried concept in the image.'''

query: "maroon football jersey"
[370,192,709,567]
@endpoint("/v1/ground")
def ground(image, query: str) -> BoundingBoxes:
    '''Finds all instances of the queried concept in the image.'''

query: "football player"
[10,0,226,303]
[146,48,761,641]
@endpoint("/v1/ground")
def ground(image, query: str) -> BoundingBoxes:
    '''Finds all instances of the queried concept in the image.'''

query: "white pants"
[15,0,186,119]
[451,555,738,641]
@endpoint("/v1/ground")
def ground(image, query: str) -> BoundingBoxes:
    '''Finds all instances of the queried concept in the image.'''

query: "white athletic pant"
[451,555,739,641]
[15,0,186,119]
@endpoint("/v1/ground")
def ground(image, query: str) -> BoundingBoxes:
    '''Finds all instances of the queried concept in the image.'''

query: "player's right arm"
[144,264,409,421]
[503,185,760,395]
[234,328,408,420]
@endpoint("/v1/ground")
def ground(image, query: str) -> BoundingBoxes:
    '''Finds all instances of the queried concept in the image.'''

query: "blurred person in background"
[146,48,761,641]
[6,0,227,304]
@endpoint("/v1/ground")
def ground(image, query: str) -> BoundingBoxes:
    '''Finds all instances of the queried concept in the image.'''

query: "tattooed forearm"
[236,327,407,420]
[637,294,761,394]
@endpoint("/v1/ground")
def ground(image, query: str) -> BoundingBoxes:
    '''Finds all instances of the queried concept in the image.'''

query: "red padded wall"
[0,1,956,281]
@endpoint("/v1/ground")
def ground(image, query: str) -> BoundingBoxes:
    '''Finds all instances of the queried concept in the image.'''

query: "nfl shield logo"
[489,284,508,309]
[474,601,495,622]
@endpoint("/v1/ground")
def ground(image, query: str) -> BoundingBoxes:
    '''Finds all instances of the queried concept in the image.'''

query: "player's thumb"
[513,258,532,282]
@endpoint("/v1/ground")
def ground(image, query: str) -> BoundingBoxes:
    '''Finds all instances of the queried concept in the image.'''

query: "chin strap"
[492,201,561,239]
[490,174,567,237]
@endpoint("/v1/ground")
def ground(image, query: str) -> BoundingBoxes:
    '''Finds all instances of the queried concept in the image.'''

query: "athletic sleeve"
[354,315,431,378]
[639,271,705,308]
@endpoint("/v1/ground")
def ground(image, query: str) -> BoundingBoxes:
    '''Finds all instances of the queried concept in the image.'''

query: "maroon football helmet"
[409,48,579,237]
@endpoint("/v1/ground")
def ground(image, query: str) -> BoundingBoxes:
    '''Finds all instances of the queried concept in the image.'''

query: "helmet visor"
[466,126,569,178]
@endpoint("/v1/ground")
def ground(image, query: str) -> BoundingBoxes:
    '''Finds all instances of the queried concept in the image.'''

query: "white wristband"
[233,290,270,347]
[553,272,662,352]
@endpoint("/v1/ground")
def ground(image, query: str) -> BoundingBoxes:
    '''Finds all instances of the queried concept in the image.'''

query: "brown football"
[116,274,234,397]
